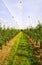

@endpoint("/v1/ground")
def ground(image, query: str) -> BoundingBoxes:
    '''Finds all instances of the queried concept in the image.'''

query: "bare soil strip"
[0,34,19,65]
[25,34,42,65]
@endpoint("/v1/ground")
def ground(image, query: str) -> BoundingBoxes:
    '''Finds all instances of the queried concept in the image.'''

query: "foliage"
[0,26,20,48]
[23,23,42,43]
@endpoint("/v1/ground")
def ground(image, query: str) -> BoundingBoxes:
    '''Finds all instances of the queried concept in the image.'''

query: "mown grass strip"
[7,32,39,65]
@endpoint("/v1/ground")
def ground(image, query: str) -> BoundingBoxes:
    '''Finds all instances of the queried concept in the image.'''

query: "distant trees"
[23,22,42,45]
[0,25,20,49]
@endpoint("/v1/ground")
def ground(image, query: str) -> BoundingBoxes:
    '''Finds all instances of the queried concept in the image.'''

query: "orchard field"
[0,23,42,65]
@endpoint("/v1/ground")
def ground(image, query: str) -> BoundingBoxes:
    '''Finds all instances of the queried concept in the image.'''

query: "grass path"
[7,32,38,65]
[0,33,20,65]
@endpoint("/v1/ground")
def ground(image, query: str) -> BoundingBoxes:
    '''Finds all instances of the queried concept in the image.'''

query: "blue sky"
[0,0,42,29]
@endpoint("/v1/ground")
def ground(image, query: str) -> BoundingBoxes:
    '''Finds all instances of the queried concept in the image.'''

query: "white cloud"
[2,0,42,29]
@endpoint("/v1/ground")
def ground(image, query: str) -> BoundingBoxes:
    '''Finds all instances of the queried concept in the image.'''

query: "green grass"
[7,32,38,65]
